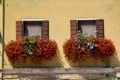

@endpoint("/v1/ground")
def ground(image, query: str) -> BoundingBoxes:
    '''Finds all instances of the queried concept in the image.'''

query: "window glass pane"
[81,24,96,36]
[27,25,41,36]
[24,22,42,37]
[78,21,96,36]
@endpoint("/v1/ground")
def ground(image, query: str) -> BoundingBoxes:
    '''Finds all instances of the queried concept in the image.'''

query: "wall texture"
[4,0,120,68]
[1,1,120,79]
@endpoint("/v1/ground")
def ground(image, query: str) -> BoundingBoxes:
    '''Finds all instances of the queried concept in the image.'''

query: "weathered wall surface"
[1,0,120,79]
[4,0,120,69]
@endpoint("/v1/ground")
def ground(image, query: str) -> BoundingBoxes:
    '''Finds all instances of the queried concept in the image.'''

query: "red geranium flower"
[63,34,116,61]
[5,37,58,64]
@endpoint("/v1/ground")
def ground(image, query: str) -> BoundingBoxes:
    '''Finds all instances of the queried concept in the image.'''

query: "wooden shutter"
[70,20,77,38]
[96,19,104,38]
[42,20,49,39]
[16,21,23,39]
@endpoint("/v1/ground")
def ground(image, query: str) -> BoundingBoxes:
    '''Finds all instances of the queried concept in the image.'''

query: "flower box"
[63,34,116,67]
[5,37,58,65]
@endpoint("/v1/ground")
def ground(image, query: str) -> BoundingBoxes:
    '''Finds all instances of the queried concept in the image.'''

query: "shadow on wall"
[6,50,120,68]
[0,31,2,44]
[67,52,120,68]
[10,50,64,68]
[109,52,120,67]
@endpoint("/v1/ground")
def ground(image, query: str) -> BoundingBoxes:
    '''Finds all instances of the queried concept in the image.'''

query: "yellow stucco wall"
[1,0,120,79]
[4,0,120,69]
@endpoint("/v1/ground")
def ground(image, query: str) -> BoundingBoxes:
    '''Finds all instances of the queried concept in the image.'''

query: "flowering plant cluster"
[5,37,58,64]
[63,34,115,61]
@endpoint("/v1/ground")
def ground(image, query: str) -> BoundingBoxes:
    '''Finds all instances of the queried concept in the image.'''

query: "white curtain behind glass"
[81,24,96,36]
[26,23,42,37]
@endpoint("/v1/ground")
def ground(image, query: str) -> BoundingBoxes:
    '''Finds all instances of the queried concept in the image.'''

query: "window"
[16,19,49,39]
[70,18,104,38]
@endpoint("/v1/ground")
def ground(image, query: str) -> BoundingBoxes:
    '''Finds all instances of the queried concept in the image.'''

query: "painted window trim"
[22,18,46,21]
[76,17,99,20]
